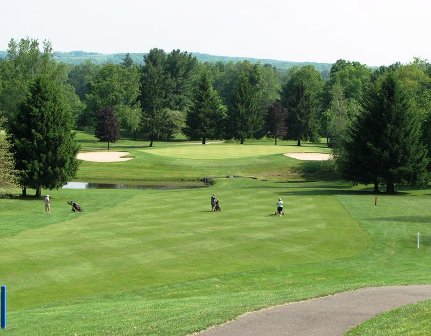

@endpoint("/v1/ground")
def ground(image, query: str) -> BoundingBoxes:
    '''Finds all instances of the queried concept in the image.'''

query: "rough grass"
[347,300,431,335]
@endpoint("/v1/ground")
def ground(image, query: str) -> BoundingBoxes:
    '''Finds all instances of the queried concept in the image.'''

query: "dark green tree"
[341,73,428,193]
[140,49,168,147]
[164,50,198,112]
[9,76,80,197]
[266,101,287,145]
[226,63,266,144]
[281,66,323,146]
[95,106,120,149]
[183,71,226,144]
[67,60,100,101]
[371,60,431,167]
[121,53,134,68]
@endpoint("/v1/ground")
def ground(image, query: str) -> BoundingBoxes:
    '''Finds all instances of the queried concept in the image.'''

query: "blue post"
[1,285,6,329]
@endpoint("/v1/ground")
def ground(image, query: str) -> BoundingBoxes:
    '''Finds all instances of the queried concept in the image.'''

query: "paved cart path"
[194,285,431,336]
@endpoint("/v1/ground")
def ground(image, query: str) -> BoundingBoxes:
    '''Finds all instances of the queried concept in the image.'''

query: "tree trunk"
[202,137,206,145]
[373,179,380,193]
[386,180,395,194]
[275,137,278,145]
[22,187,27,197]
[240,138,244,144]
[149,138,153,147]
[35,187,41,197]
[107,141,110,150]
[297,139,301,146]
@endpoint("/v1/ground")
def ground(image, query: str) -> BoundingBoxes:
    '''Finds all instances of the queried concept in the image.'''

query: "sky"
[1,0,430,66]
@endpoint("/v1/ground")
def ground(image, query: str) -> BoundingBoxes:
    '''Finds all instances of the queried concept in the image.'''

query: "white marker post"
[417,232,421,249]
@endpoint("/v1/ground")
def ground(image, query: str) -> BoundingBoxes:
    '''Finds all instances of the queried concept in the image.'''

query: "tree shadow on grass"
[1,194,44,201]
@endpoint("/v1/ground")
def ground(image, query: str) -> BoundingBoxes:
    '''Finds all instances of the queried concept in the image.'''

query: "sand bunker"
[77,151,132,162]
[284,153,331,161]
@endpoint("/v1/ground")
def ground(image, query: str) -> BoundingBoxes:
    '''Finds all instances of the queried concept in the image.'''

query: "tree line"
[1,38,430,195]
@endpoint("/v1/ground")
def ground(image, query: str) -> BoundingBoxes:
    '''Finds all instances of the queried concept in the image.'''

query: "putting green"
[140,144,330,160]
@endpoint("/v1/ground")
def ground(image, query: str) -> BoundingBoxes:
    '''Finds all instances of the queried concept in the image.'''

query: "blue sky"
[1,0,430,66]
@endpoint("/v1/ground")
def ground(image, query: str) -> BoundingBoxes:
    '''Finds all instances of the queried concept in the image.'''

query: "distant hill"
[0,50,333,74]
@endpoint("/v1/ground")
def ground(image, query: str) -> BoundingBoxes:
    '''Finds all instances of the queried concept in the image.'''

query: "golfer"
[44,195,51,213]
[211,194,218,211]
[276,198,284,216]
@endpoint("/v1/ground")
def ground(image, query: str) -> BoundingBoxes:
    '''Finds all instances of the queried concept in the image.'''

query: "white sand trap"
[284,152,331,161]
[77,151,132,162]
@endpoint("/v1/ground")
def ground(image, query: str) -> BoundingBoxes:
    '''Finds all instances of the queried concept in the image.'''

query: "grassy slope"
[1,135,430,335]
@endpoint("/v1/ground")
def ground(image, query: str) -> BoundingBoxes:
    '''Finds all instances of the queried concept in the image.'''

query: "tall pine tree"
[227,65,263,144]
[281,66,323,146]
[184,71,226,144]
[341,73,428,193]
[9,76,80,197]
[140,49,168,147]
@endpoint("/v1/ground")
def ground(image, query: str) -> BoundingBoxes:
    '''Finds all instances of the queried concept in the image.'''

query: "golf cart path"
[194,285,431,336]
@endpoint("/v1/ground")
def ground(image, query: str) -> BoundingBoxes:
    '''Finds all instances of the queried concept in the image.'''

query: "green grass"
[1,134,431,335]
[347,300,431,335]
[74,132,335,182]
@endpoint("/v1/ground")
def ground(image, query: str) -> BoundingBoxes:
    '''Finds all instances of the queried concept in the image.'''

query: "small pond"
[63,181,208,190]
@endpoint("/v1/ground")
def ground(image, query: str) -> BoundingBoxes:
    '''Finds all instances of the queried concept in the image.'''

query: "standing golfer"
[44,195,51,213]
[276,198,284,216]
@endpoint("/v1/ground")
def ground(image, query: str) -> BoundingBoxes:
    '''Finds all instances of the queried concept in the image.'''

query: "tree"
[281,66,323,146]
[324,82,361,150]
[164,49,198,112]
[9,76,80,197]
[323,60,372,107]
[0,125,17,193]
[140,49,168,147]
[121,53,134,68]
[0,38,60,121]
[372,60,431,167]
[67,60,100,101]
[226,63,267,144]
[183,71,226,144]
[95,106,120,149]
[321,60,371,141]
[213,61,280,141]
[341,73,428,193]
[67,60,100,128]
[266,101,287,145]
[85,63,140,135]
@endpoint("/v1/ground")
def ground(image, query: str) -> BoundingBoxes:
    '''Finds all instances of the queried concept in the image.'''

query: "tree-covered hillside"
[0,50,333,72]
